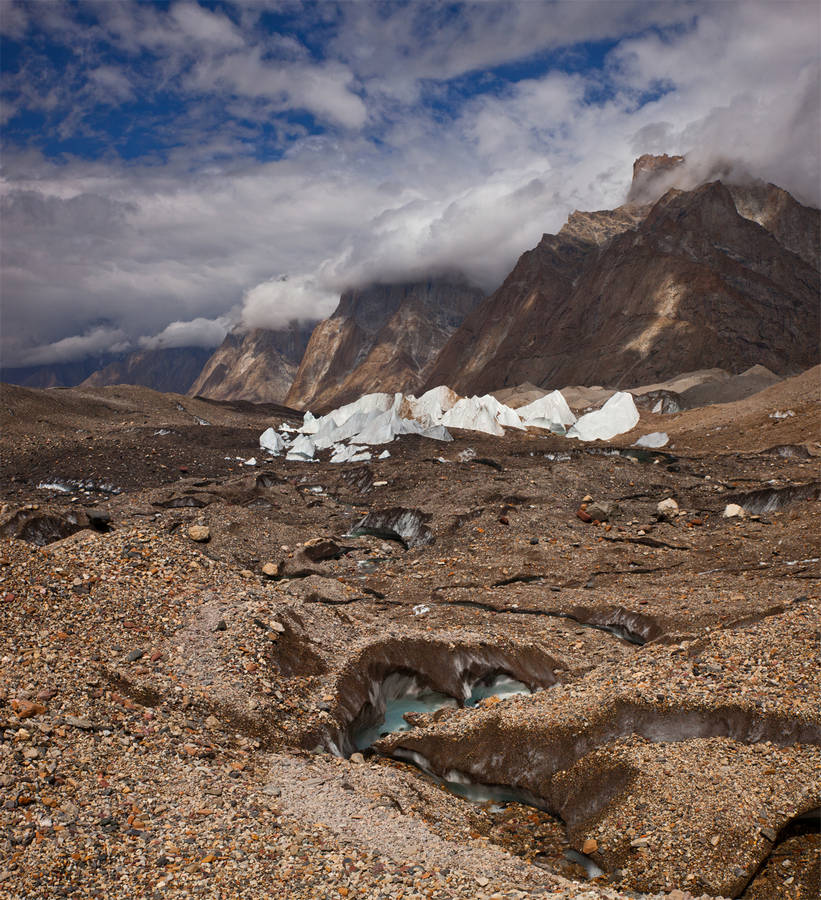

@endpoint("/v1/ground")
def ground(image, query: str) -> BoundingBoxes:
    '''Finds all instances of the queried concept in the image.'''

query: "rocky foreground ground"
[0,372,818,899]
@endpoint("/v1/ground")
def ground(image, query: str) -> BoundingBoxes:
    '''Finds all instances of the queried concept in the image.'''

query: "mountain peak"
[627,153,686,202]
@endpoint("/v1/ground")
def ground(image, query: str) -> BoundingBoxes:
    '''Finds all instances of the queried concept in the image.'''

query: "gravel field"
[0,373,818,899]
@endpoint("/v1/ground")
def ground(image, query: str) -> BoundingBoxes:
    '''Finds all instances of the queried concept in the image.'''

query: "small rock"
[188,525,210,542]
[582,838,598,854]
[214,619,227,632]
[11,699,46,719]
[262,561,284,578]
[586,500,619,522]
[656,497,679,517]
[126,649,144,663]
[630,837,649,848]
[270,620,285,633]
[301,537,342,562]
[723,503,745,518]
[582,494,593,503]
[263,784,282,797]
[760,826,777,842]
[349,753,365,765]
[64,715,93,730]
[205,715,221,730]
[710,834,720,846]
[576,508,593,523]
[476,877,489,887]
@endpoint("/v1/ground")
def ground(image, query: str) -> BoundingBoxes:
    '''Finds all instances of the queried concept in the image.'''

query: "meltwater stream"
[352,672,531,750]
[350,673,605,882]
[353,674,458,750]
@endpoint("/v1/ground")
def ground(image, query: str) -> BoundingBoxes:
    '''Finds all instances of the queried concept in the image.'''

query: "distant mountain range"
[4,156,818,408]
[1,347,212,395]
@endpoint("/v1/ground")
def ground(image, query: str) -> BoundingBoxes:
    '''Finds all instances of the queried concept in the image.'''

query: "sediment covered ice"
[404,385,460,426]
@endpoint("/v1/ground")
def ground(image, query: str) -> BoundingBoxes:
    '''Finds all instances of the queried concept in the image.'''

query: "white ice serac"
[566,391,639,442]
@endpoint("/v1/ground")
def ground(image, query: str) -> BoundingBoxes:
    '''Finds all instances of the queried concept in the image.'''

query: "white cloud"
[241,276,339,330]
[138,315,233,350]
[2,1,818,366]
[170,2,244,49]
[24,327,131,366]
[0,1,28,39]
[88,66,135,103]
[187,51,367,129]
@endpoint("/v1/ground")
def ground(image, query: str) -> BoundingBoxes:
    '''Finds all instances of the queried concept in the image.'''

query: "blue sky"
[1,0,819,366]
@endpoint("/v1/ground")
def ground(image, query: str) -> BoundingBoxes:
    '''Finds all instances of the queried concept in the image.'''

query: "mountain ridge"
[284,277,485,412]
[423,172,819,395]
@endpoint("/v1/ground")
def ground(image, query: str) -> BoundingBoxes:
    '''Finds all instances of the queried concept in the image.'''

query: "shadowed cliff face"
[424,178,820,396]
[284,278,484,412]
[189,321,317,404]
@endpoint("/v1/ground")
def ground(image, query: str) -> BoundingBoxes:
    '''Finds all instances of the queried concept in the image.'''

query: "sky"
[1,0,819,367]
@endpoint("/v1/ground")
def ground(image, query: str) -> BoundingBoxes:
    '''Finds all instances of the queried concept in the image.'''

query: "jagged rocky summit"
[190,321,316,404]
[424,163,820,396]
[284,277,485,413]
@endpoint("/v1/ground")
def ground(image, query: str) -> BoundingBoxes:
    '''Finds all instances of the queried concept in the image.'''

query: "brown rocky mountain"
[285,278,484,412]
[189,321,316,404]
[424,166,820,395]
[79,346,212,394]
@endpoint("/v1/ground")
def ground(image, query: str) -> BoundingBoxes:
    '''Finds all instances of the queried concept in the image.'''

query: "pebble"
[188,524,211,541]
[63,715,93,730]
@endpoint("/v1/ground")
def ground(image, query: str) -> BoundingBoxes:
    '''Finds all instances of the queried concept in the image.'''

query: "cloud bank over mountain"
[1,0,818,365]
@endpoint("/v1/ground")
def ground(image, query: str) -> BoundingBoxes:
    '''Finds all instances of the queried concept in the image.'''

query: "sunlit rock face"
[285,277,484,413]
[190,321,316,404]
[424,160,820,397]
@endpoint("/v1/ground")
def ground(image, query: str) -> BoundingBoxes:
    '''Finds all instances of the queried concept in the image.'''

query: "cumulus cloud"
[1,0,819,366]
[187,51,367,129]
[138,315,233,350]
[241,276,339,330]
